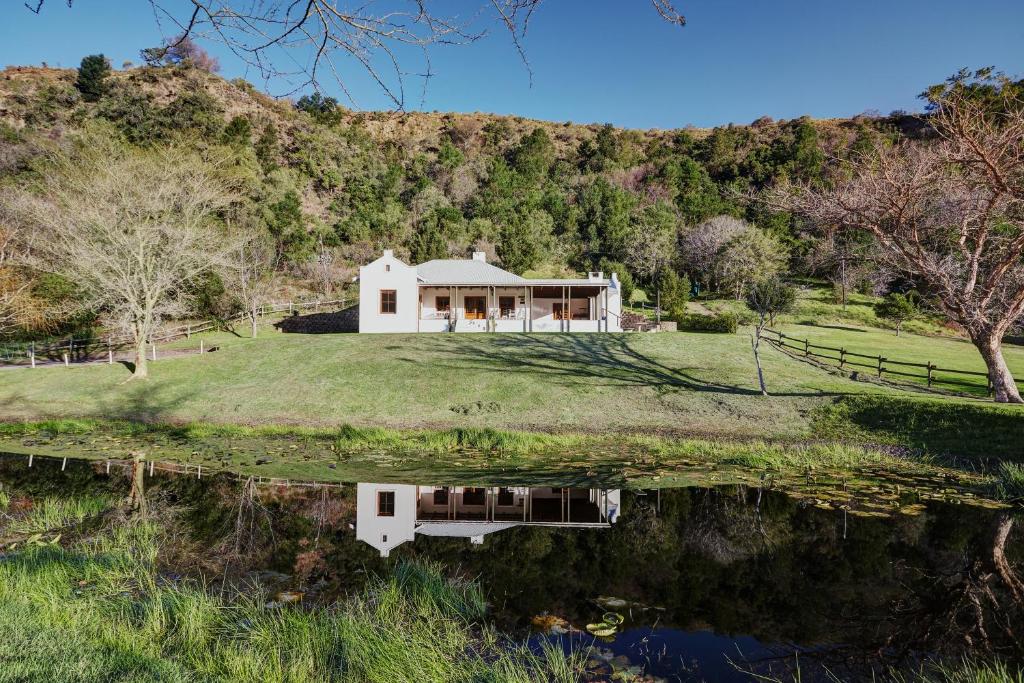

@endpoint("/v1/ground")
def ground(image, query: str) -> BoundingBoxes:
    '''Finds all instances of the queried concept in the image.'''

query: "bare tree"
[679,215,749,289]
[9,133,233,379]
[24,1,686,107]
[779,72,1024,403]
[227,227,278,339]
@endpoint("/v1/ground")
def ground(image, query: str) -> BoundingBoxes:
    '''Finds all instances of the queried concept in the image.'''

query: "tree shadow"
[274,305,359,334]
[431,334,852,398]
[797,323,868,333]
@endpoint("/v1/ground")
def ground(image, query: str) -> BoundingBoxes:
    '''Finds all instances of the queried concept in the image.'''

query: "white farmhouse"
[358,250,622,333]
[356,483,622,557]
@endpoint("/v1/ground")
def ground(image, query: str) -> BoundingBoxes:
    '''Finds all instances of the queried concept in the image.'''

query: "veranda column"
[523,286,528,332]
[567,285,572,332]
[604,286,609,332]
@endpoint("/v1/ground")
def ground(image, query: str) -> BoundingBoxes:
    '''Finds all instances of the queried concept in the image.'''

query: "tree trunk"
[132,338,148,379]
[974,330,1022,403]
[895,322,901,337]
[250,306,258,338]
[751,331,768,396]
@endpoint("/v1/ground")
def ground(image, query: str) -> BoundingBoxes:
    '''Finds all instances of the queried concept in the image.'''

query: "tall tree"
[75,54,110,102]
[781,70,1024,402]
[9,132,232,378]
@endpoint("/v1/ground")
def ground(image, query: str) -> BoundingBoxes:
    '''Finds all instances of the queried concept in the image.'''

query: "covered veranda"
[417,282,617,332]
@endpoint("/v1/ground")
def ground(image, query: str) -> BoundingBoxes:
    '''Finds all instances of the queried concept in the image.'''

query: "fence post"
[877,356,885,378]
[839,348,846,369]
[68,336,73,360]
[63,352,69,367]
[186,324,191,339]
[199,339,204,354]
[151,342,157,361]
[804,338,809,357]
[30,342,35,369]
[926,362,933,387]
[108,336,113,365]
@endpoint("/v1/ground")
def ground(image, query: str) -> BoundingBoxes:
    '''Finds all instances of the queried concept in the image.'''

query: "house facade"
[358,250,622,333]
[356,482,622,557]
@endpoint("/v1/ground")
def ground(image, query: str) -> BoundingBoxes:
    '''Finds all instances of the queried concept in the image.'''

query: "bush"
[677,312,737,333]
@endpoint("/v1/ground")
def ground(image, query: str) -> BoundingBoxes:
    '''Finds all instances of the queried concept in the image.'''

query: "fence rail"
[762,328,999,396]
[0,298,348,367]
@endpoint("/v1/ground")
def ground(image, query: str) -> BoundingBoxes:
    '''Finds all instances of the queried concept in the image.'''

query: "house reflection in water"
[356,484,622,557]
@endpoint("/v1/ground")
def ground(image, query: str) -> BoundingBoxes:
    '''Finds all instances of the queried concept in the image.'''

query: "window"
[385,264,391,272]
[463,488,486,506]
[497,487,514,506]
[553,303,567,320]
[499,296,515,318]
[433,487,449,505]
[436,296,450,315]
[377,491,395,517]
[380,289,397,314]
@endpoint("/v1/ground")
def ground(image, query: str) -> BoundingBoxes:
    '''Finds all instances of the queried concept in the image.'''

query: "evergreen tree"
[76,54,111,102]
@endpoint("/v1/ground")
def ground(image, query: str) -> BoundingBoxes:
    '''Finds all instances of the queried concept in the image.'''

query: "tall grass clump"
[994,462,1024,502]
[5,494,112,534]
[0,516,587,683]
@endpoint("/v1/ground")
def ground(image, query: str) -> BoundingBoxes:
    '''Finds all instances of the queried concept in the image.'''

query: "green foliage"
[436,138,463,171]
[222,115,252,146]
[746,277,797,326]
[295,92,344,126]
[574,177,635,266]
[716,227,788,298]
[75,54,110,102]
[509,127,555,182]
[677,312,738,333]
[994,462,1024,501]
[163,90,224,138]
[254,122,279,171]
[875,292,919,335]
[497,209,553,274]
[97,83,161,144]
[597,258,634,302]
[266,191,313,264]
[656,269,691,321]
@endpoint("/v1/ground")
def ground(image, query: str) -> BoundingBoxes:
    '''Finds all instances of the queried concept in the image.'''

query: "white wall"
[358,251,419,333]
[355,483,418,557]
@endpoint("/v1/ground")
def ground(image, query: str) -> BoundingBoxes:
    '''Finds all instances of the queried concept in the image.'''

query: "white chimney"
[588,271,604,282]
[472,251,487,262]
[383,249,394,258]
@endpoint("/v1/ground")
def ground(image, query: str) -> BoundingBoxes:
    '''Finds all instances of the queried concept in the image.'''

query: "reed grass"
[0,512,586,683]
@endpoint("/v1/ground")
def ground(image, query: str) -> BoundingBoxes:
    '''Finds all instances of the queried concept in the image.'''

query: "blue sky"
[3,0,1022,129]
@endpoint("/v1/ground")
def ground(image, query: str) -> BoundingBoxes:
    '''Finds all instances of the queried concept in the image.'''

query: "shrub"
[677,312,737,333]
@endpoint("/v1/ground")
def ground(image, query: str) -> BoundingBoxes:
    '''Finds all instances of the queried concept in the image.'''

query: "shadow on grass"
[812,395,1024,463]
[432,334,852,398]
[797,323,869,333]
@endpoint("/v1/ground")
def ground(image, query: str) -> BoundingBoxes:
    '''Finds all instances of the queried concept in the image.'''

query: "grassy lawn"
[0,329,915,437]
[1,326,1023,461]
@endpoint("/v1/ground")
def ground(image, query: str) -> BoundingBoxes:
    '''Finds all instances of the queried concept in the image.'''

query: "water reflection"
[0,454,1020,679]
[356,484,621,556]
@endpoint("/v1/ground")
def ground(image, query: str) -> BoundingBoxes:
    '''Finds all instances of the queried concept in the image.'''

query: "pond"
[1,453,1021,682]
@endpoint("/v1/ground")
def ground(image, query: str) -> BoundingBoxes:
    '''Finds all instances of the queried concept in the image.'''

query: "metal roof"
[415,260,611,287]
[416,259,526,285]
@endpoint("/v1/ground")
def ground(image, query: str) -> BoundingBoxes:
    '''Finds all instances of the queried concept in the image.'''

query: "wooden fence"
[762,328,999,396]
[0,298,348,368]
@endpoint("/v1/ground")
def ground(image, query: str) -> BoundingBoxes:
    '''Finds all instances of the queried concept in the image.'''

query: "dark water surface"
[1,454,1021,681]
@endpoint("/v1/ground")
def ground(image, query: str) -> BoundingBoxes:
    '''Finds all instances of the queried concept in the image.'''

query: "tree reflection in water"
[0,455,1020,679]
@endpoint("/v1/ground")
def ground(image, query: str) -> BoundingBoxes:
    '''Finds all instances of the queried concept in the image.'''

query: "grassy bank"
[1,418,1018,508]
[0,516,583,682]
